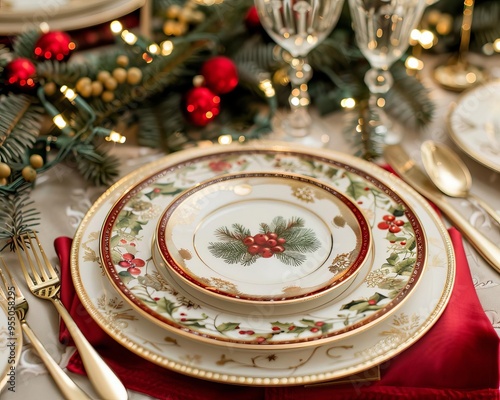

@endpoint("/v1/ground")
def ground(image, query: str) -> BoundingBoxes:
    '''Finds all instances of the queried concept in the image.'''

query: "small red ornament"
[245,6,261,31]
[184,87,220,126]
[3,58,37,92]
[200,56,238,95]
[34,31,75,62]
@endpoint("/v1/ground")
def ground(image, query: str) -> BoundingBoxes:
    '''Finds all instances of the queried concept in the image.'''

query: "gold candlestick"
[433,0,487,91]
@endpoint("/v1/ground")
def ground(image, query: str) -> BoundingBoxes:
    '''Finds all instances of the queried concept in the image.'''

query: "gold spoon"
[421,140,500,227]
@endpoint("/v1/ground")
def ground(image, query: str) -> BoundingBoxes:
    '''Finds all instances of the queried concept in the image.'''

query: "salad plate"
[73,142,454,385]
[99,145,426,349]
[447,79,500,173]
[155,171,371,305]
[0,301,22,394]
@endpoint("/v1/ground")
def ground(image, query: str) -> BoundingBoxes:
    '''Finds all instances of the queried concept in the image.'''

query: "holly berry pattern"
[208,216,320,266]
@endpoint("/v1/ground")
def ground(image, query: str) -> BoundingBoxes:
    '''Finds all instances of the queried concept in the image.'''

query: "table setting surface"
[0,27,500,400]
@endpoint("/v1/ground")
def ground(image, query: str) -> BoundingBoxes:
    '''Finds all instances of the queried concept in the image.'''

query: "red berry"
[254,234,269,245]
[261,248,273,258]
[272,326,281,331]
[118,261,129,268]
[243,236,255,246]
[395,219,405,226]
[271,245,285,253]
[246,330,254,335]
[389,226,401,233]
[277,238,286,244]
[377,222,389,230]
[256,336,266,343]
[315,321,325,327]
[268,233,278,239]
[181,317,187,322]
[247,245,260,255]
[132,258,146,267]
[400,241,406,246]
[120,239,127,244]
[266,239,277,247]
[238,330,246,335]
[288,325,295,331]
[368,299,377,305]
[122,253,134,261]
[127,267,141,275]
[386,215,396,221]
[310,327,319,333]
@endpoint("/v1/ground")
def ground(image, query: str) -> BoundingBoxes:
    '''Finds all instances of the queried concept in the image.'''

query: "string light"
[405,56,424,71]
[105,130,127,144]
[218,135,233,145]
[60,85,78,102]
[340,98,356,109]
[53,114,67,129]
[258,78,276,98]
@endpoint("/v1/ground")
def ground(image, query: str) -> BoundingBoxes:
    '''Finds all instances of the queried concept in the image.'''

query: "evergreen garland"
[1,0,498,249]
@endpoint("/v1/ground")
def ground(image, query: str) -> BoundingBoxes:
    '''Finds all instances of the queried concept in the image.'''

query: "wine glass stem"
[286,56,313,137]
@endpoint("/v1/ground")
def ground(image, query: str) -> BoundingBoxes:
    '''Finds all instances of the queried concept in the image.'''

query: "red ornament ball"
[245,6,261,31]
[4,58,37,92]
[34,31,75,62]
[184,87,220,126]
[200,56,238,95]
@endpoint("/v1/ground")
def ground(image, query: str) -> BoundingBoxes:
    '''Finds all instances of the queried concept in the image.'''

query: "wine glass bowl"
[348,0,426,141]
[254,0,345,142]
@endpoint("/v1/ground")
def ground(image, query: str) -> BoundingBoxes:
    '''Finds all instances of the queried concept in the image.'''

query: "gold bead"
[22,166,37,182]
[101,90,115,102]
[97,70,111,83]
[112,68,127,84]
[0,177,7,186]
[104,77,118,91]
[0,162,11,179]
[75,77,92,97]
[127,67,143,85]
[44,81,57,96]
[91,80,103,97]
[29,154,44,169]
[116,55,129,67]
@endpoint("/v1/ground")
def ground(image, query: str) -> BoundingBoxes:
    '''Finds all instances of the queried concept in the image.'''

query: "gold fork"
[0,258,91,399]
[15,231,128,400]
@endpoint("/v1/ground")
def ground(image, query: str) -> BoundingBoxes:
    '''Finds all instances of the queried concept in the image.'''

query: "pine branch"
[0,184,40,251]
[12,30,40,60]
[282,228,321,253]
[275,251,306,267]
[207,241,249,264]
[0,94,44,165]
[72,145,120,186]
[385,63,435,129]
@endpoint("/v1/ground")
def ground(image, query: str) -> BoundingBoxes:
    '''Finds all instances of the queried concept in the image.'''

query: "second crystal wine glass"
[255,0,345,144]
[348,0,426,143]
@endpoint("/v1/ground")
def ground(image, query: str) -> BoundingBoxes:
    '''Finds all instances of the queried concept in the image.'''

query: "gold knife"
[384,144,500,274]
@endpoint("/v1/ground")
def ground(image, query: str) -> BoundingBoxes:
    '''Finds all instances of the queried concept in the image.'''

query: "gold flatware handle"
[384,144,500,274]
[21,322,91,400]
[52,298,129,400]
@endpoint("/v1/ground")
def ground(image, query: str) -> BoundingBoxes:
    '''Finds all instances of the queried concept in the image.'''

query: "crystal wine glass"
[254,0,345,145]
[348,0,426,143]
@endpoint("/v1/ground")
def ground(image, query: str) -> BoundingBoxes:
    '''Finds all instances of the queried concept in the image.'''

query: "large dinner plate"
[0,301,22,394]
[72,142,454,385]
[99,145,426,349]
[447,79,500,173]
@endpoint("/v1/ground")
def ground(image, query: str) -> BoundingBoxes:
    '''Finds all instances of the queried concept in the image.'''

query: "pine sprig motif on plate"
[208,216,321,267]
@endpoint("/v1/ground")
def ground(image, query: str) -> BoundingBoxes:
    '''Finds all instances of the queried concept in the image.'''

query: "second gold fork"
[0,258,91,399]
[15,232,128,400]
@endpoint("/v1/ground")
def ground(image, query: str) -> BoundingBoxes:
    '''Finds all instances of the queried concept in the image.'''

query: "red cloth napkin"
[55,229,500,400]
